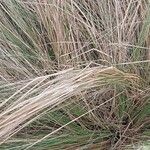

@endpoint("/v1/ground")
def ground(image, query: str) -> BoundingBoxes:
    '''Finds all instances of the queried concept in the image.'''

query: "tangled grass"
[0,0,150,149]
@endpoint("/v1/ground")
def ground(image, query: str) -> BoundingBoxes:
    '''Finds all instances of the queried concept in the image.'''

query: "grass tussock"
[0,0,150,149]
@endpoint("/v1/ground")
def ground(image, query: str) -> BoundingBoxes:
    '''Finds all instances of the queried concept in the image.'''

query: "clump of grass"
[0,0,150,149]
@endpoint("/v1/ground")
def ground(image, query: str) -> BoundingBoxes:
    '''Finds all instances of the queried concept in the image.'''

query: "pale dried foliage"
[0,0,150,149]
